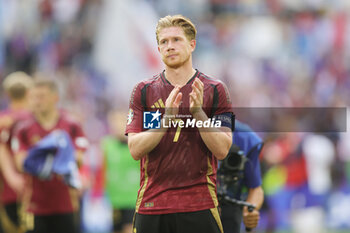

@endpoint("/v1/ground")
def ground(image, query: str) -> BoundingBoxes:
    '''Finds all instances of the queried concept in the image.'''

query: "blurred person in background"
[0,72,33,233]
[261,133,307,231]
[126,14,233,233]
[101,110,139,233]
[290,133,335,233]
[12,78,88,233]
[219,120,264,233]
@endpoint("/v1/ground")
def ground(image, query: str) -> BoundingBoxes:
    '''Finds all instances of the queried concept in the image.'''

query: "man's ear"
[190,40,196,52]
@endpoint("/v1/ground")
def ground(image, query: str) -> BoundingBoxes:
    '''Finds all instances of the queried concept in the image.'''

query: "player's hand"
[165,86,182,120]
[189,78,203,115]
[243,207,260,229]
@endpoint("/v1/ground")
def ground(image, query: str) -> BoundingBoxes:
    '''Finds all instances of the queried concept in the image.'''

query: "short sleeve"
[212,82,234,130]
[125,82,145,135]
[214,81,233,116]
[0,114,13,145]
[243,138,263,188]
[11,123,29,154]
[70,123,89,152]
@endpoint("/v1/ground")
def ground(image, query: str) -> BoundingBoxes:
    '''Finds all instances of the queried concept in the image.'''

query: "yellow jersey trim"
[135,155,149,212]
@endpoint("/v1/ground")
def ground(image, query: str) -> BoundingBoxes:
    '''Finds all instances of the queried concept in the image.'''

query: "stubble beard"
[163,53,191,69]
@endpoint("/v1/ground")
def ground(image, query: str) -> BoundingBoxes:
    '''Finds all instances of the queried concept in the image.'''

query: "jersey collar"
[161,69,199,86]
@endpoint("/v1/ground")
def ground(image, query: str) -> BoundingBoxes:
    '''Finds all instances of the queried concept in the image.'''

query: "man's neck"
[164,62,196,87]
[35,109,60,130]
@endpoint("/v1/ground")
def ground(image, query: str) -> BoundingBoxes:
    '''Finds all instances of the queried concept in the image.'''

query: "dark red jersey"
[0,109,30,204]
[12,112,88,215]
[126,70,233,214]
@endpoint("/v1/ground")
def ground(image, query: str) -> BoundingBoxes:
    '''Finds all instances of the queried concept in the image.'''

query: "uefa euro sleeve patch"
[127,109,134,125]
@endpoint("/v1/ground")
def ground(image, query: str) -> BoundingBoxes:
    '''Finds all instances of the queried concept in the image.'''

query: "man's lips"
[167,54,178,58]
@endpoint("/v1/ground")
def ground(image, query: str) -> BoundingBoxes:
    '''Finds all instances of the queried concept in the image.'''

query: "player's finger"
[245,217,259,227]
[197,77,204,88]
[166,86,180,106]
[246,215,259,222]
[193,79,204,98]
[194,78,204,91]
[192,79,199,91]
[189,93,197,108]
[245,217,258,226]
[245,212,259,219]
[191,84,202,98]
[174,92,183,107]
[251,210,260,217]
[169,86,180,101]
[189,92,197,104]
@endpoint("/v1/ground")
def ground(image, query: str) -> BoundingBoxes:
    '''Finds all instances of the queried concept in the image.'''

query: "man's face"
[31,86,58,115]
[158,26,196,69]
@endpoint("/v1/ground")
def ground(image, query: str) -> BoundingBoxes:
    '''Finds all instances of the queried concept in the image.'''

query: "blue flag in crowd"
[24,130,81,189]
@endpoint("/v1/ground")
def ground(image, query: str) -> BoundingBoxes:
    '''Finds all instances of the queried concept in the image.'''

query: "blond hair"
[156,15,197,44]
[3,71,33,100]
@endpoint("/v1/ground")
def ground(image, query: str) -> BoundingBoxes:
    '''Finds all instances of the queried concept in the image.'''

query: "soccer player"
[219,120,264,233]
[101,110,139,233]
[126,15,233,233]
[12,78,88,233]
[0,72,33,233]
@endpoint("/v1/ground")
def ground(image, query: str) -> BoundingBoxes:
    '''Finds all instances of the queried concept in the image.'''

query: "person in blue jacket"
[219,120,264,233]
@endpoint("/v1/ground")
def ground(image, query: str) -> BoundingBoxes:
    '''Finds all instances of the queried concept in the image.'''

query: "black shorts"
[133,208,223,233]
[113,208,134,231]
[0,202,20,232]
[25,212,79,233]
[220,202,243,233]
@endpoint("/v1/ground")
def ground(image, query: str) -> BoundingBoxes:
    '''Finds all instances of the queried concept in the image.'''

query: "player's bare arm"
[243,186,264,229]
[0,144,24,193]
[14,151,27,173]
[128,86,182,160]
[190,78,232,160]
[128,130,165,161]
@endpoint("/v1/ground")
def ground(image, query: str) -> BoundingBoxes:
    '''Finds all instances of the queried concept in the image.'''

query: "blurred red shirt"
[13,112,88,215]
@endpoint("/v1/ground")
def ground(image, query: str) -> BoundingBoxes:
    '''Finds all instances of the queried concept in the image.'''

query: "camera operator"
[218,120,264,233]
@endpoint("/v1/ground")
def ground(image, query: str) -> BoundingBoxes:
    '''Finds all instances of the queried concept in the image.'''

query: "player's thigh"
[0,202,20,232]
[26,215,48,233]
[49,213,78,233]
[220,203,242,233]
[133,213,161,233]
[176,208,223,233]
[3,202,20,226]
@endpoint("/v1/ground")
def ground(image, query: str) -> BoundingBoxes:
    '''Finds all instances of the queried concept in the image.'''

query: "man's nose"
[166,41,175,51]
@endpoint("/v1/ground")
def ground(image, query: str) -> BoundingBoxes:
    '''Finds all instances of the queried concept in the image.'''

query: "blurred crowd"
[0,0,350,232]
